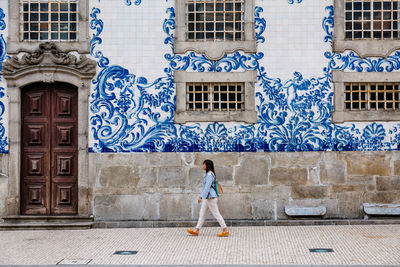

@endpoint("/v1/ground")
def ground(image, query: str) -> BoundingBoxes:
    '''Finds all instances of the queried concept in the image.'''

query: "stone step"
[2,215,93,224]
[0,215,94,230]
[0,222,93,231]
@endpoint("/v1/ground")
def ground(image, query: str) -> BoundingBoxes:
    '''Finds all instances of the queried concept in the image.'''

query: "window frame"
[186,82,245,112]
[20,0,79,42]
[174,0,256,60]
[174,70,257,123]
[8,0,90,54]
[332,70,400,123]
[333,0,400,57]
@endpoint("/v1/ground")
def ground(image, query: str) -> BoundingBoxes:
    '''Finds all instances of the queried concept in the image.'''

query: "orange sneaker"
[218,231,229,237]
[187,228,199,236]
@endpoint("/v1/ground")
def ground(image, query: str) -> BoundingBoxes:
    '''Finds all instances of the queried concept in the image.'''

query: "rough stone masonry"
[83,151,400,222]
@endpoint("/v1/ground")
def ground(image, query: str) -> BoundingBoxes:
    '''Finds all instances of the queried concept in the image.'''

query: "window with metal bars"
[344,0,400,40]
[186,0,244,41]
[174,0,255,60]
[345,82,400,110]
[186,82,244,111]
[21,0,78,41]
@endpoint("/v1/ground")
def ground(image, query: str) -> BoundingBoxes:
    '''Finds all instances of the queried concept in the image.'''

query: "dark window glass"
[196,32,204,39]
[40,32,48,40]
[60,32,68,40]
[51,3,58,11]
[226,3,233,11]
[40,13,48,21]
[354,2,362,10]
[30,3,38,11]
[373,1,382,10]
[30,23,38,31]
[51,13,58,21]
[30,32,38,40]
[30,13,38,21]
[60,3,68,11]
[40,3,48,11]
[60,13,68,21]
[60,23,68,31]
[51,23,58,31]
[70,23,77,31]
[70,3,77,11]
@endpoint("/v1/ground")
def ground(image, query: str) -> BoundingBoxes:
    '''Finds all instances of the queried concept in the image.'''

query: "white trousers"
[196,198,227,229]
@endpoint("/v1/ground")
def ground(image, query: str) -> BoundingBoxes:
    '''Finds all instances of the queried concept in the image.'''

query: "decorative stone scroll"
[2,42,96,79]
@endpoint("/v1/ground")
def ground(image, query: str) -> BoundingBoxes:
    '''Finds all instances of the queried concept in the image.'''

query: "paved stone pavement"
[0,225,400,265]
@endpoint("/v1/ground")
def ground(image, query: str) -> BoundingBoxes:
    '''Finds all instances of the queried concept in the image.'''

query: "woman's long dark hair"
[203,159,215,175]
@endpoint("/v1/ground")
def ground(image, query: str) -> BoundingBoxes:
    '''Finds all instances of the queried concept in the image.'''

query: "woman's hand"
[198,197,202,204]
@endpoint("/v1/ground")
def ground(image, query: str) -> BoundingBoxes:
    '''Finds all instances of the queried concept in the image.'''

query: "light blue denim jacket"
[200,171,218,199]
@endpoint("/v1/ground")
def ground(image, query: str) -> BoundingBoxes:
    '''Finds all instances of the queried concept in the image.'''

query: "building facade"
[0,0,399,223]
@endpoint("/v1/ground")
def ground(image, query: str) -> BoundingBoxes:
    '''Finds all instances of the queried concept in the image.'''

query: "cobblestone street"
[0,225,399,265]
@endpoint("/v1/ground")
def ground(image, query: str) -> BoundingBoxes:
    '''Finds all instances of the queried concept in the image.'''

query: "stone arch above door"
[2,42,96,215]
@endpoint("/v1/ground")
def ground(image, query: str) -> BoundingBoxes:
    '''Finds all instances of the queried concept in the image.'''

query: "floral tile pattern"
[0,1,399,154]
[87,1,400,152]
[0,8,7,153]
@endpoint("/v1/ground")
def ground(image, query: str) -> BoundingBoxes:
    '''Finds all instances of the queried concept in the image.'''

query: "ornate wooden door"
[21,83,78,215]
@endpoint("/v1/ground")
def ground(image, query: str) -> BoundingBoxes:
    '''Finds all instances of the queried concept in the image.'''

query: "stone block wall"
[0,154,8,216]
[90,151,400,221]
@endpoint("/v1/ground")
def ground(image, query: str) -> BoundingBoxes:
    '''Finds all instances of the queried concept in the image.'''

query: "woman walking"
[187,159,229,237]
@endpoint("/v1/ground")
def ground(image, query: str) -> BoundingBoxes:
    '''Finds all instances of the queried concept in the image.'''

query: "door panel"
[51,87,78,214]
[21,83,78,215]
[21,89,50,215]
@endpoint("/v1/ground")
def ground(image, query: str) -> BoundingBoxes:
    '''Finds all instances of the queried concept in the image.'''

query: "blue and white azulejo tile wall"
[0,1,7,154]
[1,0,400,153]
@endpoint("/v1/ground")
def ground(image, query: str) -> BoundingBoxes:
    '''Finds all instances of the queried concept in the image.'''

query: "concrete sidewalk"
[0,225,399,265]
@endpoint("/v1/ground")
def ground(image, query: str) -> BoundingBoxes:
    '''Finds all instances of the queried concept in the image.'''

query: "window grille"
[186,82,244,111]
[186,0,244,41]
[21,0,78,41]
[344,82,400,110]
[345,0,400,40]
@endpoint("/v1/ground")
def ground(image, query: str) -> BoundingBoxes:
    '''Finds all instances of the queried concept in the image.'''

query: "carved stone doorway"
[2,42,96,216]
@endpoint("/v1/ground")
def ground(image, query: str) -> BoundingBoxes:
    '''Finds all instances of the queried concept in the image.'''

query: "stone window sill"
[174,110,257,124]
